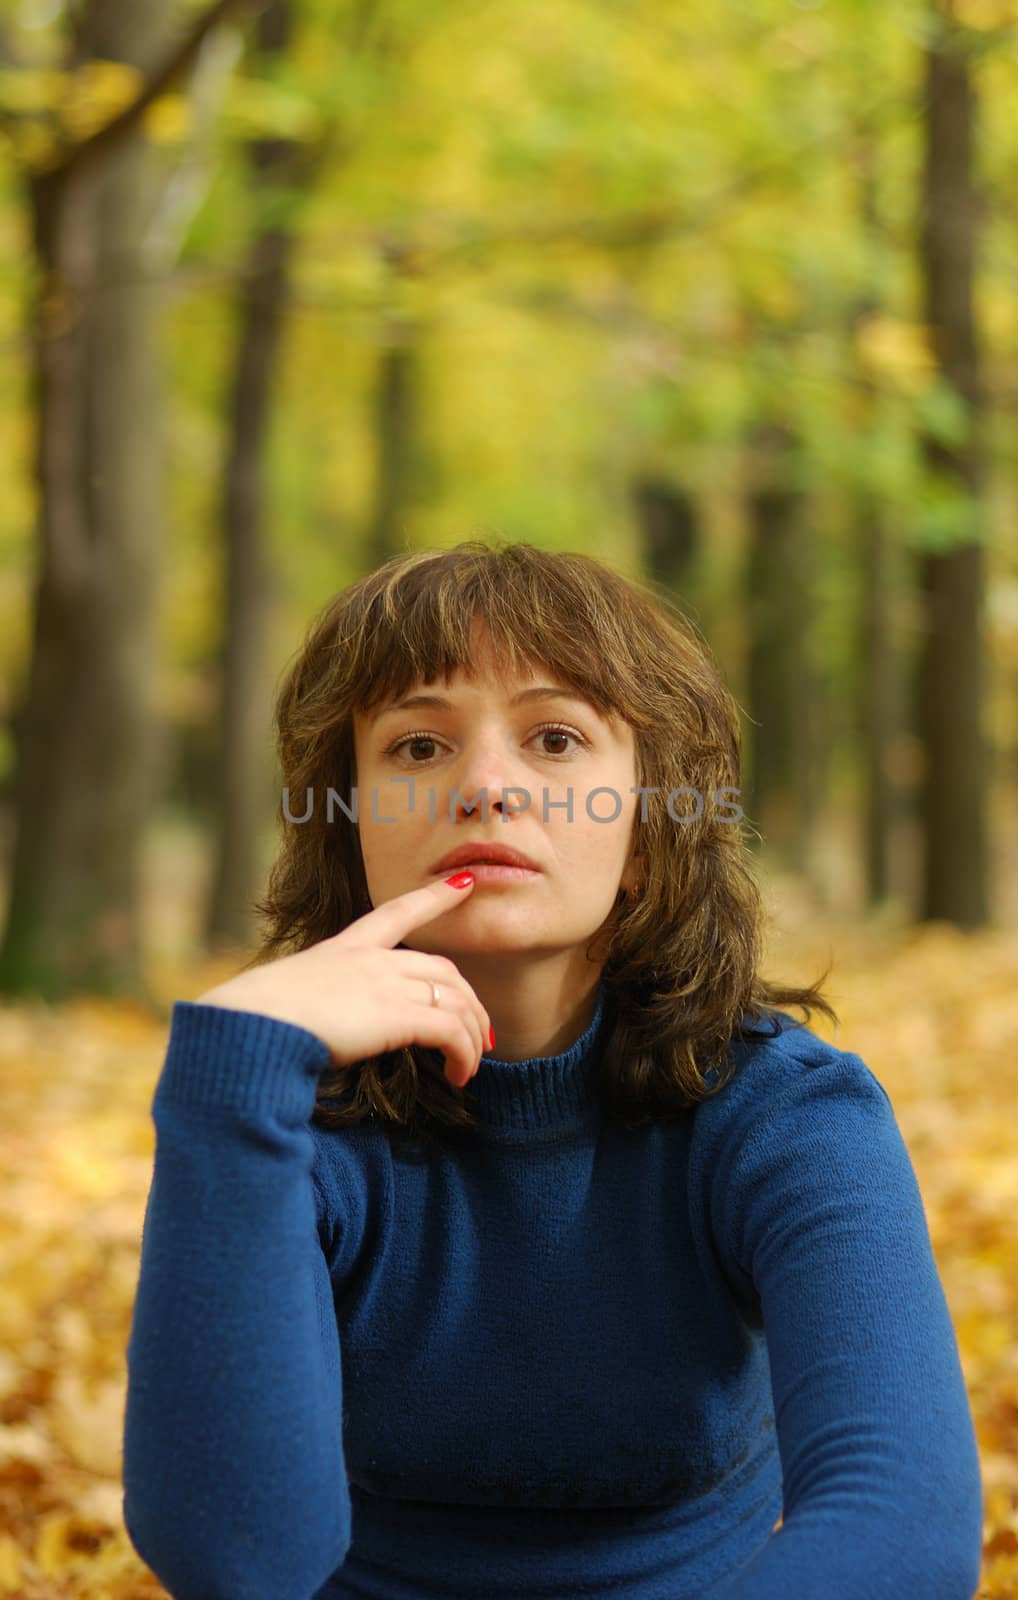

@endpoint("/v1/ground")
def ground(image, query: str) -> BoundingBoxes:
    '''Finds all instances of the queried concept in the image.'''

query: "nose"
[446,724,527,824]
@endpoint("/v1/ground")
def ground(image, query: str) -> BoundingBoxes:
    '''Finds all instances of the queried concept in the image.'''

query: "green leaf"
[910,471,986,551]
[915,379,974,450]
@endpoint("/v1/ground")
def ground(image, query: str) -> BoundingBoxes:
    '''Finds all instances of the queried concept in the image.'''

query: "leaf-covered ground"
[0,918,1016,1598]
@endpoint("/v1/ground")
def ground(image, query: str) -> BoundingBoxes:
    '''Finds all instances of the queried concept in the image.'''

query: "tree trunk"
[851,144,904,912]
[916,2,989,927]
[205,0,297,951]
[366,260,426,567]
[630,476,700,600]
[859,506,899,907]
[742,421,820,876]
[0,1,175,997]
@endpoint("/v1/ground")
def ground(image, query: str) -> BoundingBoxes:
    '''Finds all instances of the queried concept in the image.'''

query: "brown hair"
[249,539,837,1147]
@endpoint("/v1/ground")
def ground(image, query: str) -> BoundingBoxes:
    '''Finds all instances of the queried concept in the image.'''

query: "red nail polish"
[489,1027,496,1048]
[445,870,475,889]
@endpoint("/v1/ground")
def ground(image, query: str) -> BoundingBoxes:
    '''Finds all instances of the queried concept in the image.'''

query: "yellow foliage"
[953,0,1018,25]
[0,1534,23,1592]
[60,60,144,144]
[0,69,69,117]
[141,94,191,147]
[8,120,60,171]
[854,314,937,392]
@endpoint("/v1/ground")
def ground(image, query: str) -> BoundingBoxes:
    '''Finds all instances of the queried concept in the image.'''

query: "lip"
[443,862,539,884]
[429,841,543,875]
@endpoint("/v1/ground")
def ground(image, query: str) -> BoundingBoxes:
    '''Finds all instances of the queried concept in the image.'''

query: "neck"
[448,955,603,1064]
[466,978,610,1141]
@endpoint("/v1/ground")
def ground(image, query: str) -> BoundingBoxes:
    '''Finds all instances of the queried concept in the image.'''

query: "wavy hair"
[248,539,837,1146]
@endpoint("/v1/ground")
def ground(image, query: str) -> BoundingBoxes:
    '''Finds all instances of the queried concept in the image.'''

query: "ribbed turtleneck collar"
[463,981,610,1143]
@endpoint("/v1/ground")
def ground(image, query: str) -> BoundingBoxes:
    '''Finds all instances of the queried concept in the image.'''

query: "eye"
[531,722,589,757]
[382,730,446,763]
[381,722,590,764]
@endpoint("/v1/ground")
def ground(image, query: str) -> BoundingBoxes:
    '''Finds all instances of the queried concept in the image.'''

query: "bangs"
[344,542,655,730]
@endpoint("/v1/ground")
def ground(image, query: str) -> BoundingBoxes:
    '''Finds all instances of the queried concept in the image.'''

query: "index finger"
[337,873,477,950]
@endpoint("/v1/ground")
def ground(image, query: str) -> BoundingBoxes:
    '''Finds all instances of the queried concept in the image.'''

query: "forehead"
[357,670,597,727]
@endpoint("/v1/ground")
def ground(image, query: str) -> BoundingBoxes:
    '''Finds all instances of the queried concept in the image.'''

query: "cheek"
[357,800,424,867]
[553,814,628,865]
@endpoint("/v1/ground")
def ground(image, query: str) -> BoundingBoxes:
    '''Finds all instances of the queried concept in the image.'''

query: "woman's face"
[351,627,643,968]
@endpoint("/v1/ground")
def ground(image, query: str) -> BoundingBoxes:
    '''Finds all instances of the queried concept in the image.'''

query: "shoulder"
[691,1009,896,1177]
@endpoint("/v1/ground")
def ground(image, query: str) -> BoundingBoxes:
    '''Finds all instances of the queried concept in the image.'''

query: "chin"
[440,928,543,950]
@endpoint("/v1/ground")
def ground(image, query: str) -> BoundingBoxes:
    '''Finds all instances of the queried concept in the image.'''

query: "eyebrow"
[368,686,600,725]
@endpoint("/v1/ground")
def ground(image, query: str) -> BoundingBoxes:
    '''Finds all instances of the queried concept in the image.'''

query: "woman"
[122,540,984,1600]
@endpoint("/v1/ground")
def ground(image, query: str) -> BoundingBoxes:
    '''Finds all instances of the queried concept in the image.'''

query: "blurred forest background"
[0,0,1016,1594]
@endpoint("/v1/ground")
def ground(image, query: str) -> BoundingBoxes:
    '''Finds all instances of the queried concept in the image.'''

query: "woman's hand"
[195,875,492,1087]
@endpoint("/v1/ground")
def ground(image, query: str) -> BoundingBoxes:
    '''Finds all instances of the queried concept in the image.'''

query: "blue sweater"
[122,981,984,1599]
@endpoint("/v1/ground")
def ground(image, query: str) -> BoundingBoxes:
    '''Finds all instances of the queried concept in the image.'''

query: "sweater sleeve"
[703,1042,984,1600]
[122,1002,352,1600]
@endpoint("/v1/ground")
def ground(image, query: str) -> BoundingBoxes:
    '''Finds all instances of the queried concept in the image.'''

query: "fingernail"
[488,1026,496,1048]
[445,871,475,889]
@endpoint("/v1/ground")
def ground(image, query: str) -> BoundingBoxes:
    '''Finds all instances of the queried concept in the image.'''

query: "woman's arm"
[122,1001,351,1600]
[702,1041,984,1600]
